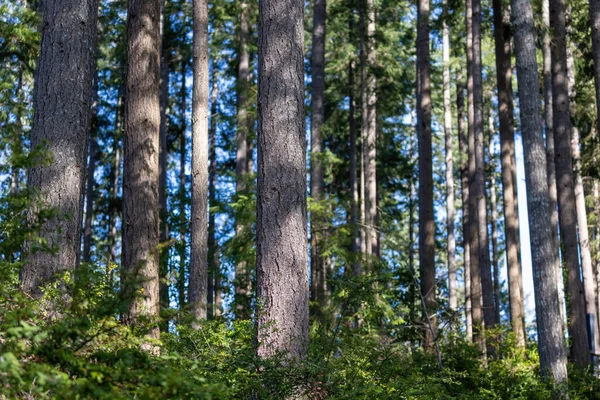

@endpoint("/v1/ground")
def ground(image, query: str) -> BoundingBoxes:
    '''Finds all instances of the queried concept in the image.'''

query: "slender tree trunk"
[458,80,473,342]
[473,0,496,341]
[511,0,569,386]
[108,90,123,271]
[256,0,309,360]
[492,0,525,346]
[550,0,590,368]
[22,0,98,297]
[365,0,377,259]
[189,0,209,322]
[178,65,187,311]
[349,57,360,276]
[235,0,251,319]
[417,0,436,350]
[310,0,327,316]
[359,0,367,263]
[595,179,600,326]
[567,43,600,366]
[542,0,565,330]
[466,0,485,353]
[122,0,161,336]
[487,109,501,325]
[588,0,600,136]
[158,2,171,328]
[10,63,24,196]
[408,109,417,325]
[83,104,98,263]
[207,66,219,320]
[443,0,456,314]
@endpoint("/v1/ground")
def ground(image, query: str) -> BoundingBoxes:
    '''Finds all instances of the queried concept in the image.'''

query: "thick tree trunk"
[256,0,309,360]
[235,0,251,319]
[442,0,456,314]
[549,0,590,368]
[487,109,500,325]
[458,80,473,342]
[492,0,525,346]
[310,0,327,316]
[466,0,485,353]
[158,3,171,328]
[417,0,436,350]
[472,0,496,341]
[189,0,209,322]
[207,67,219,319]
[122,0,161,336]
[22,0,97,297]
[511,0,569,386]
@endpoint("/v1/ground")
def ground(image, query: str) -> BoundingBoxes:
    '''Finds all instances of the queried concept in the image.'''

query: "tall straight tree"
[442,0,456,313]
[178,62,188,310]
[549,0,590,367]
[492,0,525,346]
[122,0,161,334]
[83,71,99,264]
[466,0,485,353]
[189,0,209,322]
[417,0,436,349]
[235,0,251,319]
[108,91,123,269]
[511,0,569,386]
[256,0,309,360]
[472,0,496,338]
[589,0,600,136]
[365,0,377,258]
[487,109,500,324]
[207,65,219,319]
[310,0,327,314]
[21,0,97,297]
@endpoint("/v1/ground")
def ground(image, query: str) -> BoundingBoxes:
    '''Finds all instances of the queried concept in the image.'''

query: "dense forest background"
[2,0,600,397]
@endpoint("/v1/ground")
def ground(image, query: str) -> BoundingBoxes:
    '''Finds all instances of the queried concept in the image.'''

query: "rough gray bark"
[310,0,327,315]
[158,2,170,326]
[235,0,251,320]
[208,66,219,319]
[22,0,97,297]
[511,0,569,386]
[442,0,456,313]
[256,0,309,360]
[466,0,485,353]
[487,109,500,325]
[417,0,436,350]
[189,0,209,322]
[550,0,590,368]
[122,0,161,335]
[492,0,525,346]
[458,80,473,342]
[472,0,496,338]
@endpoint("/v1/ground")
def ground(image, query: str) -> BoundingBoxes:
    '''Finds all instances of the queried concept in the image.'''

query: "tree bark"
[22,0,98,297]
[256,0,309,360]
[511,0,569,386]
[466,0,485,353]
[207,65,219,320]
[122,0,161,336]
[472,0,496,341]
[178,65,187,311]
[458,80,473,342]
[365,0,377,259]
[189,0,209,322]
[235,0,251,319]
[487,109,501,325]
[417,0,436,350]
[550,0,590,368]
[442,0,456,314]
[82,112,98,263]
[349,56,360,276]
[359,0,367,264]
[588,0,600,136]
[310,0,327,316]
[492,0,525,346]
[108,90,122,272]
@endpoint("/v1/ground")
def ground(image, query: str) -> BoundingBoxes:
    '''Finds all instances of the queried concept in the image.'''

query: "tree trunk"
[158,2,171,329]
[207,66,219,320]
[235,0,251,319]
[458,80,473,342]
[359,0,367,264]
[365,0,377,259]
[417,0,436,350]
[466,0,485,354]
[588,0,600,136]
[408,109,417,325]
[189,0,209,322]
[310,0,327,316]
[487,109,501,325]
[83,117,98,263]
[492,0,525,346]
[567,43,600,366]
[511,0,569,386]
[178,65,187,311]
[122,0,161,336]
[349,56,360,276]
[442,0,456,314]
[550,0,590,368]
[108,90,123,272]
[22,0,97,297]
[256,0,309,360]
[473,0,496,342]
